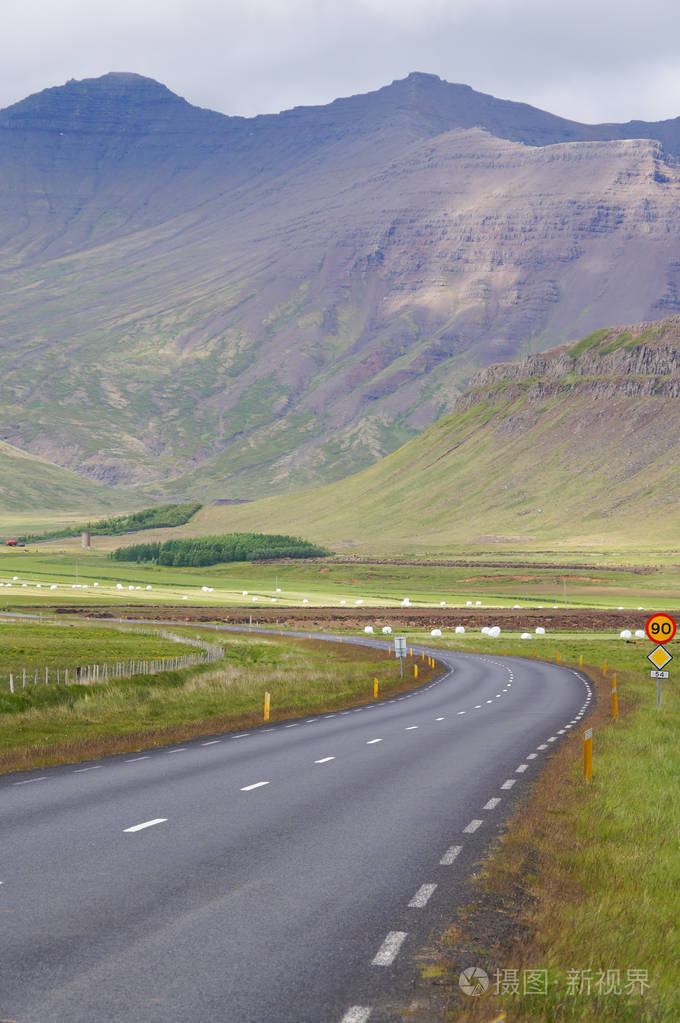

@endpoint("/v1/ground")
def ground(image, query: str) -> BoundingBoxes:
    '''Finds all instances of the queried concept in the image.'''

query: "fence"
[5,627,225,694]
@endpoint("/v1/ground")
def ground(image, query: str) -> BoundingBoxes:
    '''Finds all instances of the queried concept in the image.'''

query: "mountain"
[1,72,680,501]
[182,316,680,550]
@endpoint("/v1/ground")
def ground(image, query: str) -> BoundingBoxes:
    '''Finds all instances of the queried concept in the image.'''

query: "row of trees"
[109,533,332,566]
[22,503,203,543]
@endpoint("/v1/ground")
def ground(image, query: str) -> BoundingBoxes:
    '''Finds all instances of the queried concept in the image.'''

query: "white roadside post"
[394,636,407,677]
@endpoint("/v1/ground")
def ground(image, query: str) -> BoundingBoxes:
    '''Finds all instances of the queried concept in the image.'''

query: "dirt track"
[51,604,648,632]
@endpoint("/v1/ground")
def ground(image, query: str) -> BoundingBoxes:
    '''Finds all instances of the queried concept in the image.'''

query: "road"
[0,634,591,1022]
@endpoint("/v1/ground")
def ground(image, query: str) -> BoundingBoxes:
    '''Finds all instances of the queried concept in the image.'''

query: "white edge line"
[371,931,407,966]
[339,1007,372,1023]
[240,781,270,791]
[125,756,151,762]
[408,883,437,908]
[315,757,336,764]
[440,844,463,865]
[13,776,47,785]
[201,740,221,746]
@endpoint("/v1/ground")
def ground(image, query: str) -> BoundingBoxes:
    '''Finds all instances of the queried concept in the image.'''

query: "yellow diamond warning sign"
[648,645,673,670]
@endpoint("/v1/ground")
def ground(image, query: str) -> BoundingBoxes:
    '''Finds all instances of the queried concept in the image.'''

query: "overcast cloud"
[2,0,679,124]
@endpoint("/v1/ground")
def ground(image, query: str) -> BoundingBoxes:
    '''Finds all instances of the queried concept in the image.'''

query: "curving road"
[0,632,591,1022]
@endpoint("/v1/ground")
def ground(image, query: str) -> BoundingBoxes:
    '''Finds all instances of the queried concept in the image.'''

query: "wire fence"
[5,627,225,694]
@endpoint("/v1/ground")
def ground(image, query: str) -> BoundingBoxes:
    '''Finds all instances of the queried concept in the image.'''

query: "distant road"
[0,630,590,1022]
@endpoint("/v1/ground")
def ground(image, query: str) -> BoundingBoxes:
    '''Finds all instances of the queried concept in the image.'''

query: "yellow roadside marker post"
[264,691,270,722]
[414,664,418,679]
[556,652,561,664]
[602,660,608,675]
[583,728,593,782]
[579,654,584,665]
[612,675,618,718]
[373,678,379,700]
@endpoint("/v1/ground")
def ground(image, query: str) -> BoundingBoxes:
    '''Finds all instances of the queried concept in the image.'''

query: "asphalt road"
[0,634,591,1023]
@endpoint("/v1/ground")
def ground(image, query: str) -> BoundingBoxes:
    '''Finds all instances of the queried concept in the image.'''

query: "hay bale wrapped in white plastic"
[489,626,501,638]
[620,629,632,639]
[535,626,546,635]
[520,632,531,640]
[364,625,374,634]
[382,626,392,635]
[431,628,442,637]
[440,601,446,607]
[481,626,490,635]
[401,598,411,606]
[455,626,466,634]
[635,629,645,639]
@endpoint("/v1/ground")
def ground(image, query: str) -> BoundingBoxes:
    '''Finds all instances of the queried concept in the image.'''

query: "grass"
[396,629,680,1022]
[0,626,438,774]
[2,545,680,610]
[0,619,196,680]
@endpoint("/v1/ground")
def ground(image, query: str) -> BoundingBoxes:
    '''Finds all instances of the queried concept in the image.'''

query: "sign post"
[394,636,407,677]
[645,614,675,709]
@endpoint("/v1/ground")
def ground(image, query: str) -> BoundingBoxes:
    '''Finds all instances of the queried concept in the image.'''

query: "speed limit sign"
[645,613,677,644]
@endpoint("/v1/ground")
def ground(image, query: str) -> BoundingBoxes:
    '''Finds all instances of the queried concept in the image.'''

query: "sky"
[2,0,680,124]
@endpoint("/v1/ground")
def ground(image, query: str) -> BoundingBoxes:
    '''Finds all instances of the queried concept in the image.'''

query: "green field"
[0,618,198,680]
[2,545,680,610]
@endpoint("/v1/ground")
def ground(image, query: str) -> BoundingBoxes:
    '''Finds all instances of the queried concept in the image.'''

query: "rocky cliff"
[2,73,680,503]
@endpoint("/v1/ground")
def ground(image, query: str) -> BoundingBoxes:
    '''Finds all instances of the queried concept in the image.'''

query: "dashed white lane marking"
[13,777,47,785]
[232,734,249,739]
[285,723,299,728]
[408,883,437,908]
[124,818,167,833]
[557,729,566,734]
[366,738,382,745]
[325,714,337,719]
[474,704,482,709]
[315,757,335,764]
[548,736,557,742]
[201,741,221,746]
[483,797,501,810]
[457,710,466,715]
[501,779,516,790]
[463,819,483,833]
[486,699,493,704]
[405,725,419,731]
[125,755,151,762]
[527,753,538,760]
[306,719,318,723]
[516,764,528,773]
[340,1006,372,1022]
[372,931,407,966]
[537,744,548,750]
[436,716,445,721]
[167,748,187,754]
[440,844,463,865]
[241,781,270,791]
[74,766,102,773]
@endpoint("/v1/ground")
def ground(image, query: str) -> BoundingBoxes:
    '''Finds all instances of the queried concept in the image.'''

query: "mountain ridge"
[1,73,680,502]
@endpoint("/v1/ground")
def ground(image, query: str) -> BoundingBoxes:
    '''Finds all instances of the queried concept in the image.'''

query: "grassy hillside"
[4,74,680,500]
[178,321,680,551]
[0,439,144,535]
